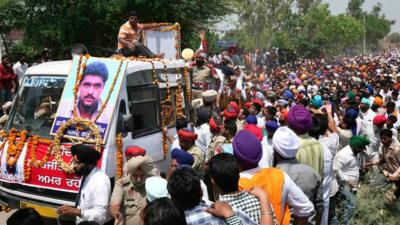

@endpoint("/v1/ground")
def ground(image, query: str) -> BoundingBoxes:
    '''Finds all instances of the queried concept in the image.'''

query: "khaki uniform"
[110,176,147,225]
[187,145,205,174]
[191,102,220,122]
[192,66,212,99]
[206,135,227,161]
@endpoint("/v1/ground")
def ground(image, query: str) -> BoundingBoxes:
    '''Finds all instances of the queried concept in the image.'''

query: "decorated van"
[0,57,190,219]
[0,24,190,220]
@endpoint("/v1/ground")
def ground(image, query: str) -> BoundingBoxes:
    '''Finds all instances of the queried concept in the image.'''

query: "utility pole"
[363,12,366,55]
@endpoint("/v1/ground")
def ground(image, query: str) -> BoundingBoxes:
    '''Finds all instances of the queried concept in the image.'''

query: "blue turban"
[283,90,294,100]
[365,84,374,94]
[246,115,258,124]
[171,149,194,166]
[82,61,109,83]
[345,109,359,120]
[265,121,279,132]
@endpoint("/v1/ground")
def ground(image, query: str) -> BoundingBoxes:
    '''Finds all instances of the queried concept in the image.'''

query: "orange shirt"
[117,21,144,49]
[239,168,291,225]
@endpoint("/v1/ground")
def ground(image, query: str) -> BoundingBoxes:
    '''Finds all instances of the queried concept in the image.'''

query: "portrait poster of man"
[50,56,128,142]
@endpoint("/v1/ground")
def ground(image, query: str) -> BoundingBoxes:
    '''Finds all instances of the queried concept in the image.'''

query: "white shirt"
[320,144,333,225]
[194,123,212,156]
[77,167,111,225]
[259,136,274,168]
[240,167,314,220]
[333,145,360,184]
[319,132,339,157]
[13,61,28,84]
[171,134,180,150]
[360,109,379,159]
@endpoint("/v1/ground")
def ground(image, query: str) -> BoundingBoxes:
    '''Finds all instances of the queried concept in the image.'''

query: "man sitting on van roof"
[117,11,165,58]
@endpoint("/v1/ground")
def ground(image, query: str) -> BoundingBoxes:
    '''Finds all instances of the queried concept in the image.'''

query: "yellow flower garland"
[116,133,123,179]
[183,66,191,102]
[53,117,102,173]
[175,68,184,118]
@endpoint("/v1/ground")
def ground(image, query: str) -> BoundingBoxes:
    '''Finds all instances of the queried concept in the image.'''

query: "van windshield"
[6,75,66,138]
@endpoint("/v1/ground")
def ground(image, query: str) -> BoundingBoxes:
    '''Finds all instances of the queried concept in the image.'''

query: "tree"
[347,0,365,20]
[0,0,24,54]
[228,0,296,49]
[388,33,400,44]
[346,1,394,52]
[22,0,229,58]
[364,3,394,50]
[297,0,321,15]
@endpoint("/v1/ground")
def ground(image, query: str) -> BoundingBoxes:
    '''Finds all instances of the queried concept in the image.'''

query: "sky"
[323,0,399,32]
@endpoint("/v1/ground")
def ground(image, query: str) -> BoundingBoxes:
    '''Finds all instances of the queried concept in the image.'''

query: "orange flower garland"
[30,136,53,168]
[183,66,191,102]
[175,68,184,118]
[116,133,123,179]
[6,128,28,169]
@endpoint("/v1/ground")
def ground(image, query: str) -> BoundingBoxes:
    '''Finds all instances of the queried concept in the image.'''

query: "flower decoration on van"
[116,133,123,179]
[175,68,184,118]
[53,117,102,173]
[6,128,28,172]
[183,66,191,102]
[24,135,54,181]
[29,136,53,168]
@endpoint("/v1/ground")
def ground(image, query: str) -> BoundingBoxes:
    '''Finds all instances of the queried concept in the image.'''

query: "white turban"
[145,176,169,202]
[272,127,300,158]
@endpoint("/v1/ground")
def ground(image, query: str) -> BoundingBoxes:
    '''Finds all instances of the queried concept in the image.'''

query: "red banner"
[23,142,103,192]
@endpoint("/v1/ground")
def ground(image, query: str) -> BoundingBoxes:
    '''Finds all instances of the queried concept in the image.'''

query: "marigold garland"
[183,66,191,102]
[116,133,123,179]
[175,68,184,118]
[53,117,102,173]
[6,128,28,169]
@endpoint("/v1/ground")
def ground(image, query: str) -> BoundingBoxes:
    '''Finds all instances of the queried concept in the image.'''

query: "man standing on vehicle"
[57,144,111,225]
[117,11,165,58]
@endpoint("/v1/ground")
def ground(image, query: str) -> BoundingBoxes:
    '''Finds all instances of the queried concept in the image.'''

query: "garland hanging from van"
[175,68,184,118]
[6,128,28,170]
[53,117,102,173]
[183,66,191,102]
[116,133,123,179]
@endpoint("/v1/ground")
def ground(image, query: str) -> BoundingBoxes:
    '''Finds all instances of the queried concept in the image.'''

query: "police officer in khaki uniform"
[191,51,218,99]
[191,90,219,122]
[110,156,158,225]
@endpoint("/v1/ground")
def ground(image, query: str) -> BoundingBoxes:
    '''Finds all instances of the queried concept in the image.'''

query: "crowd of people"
[3,11,400,225]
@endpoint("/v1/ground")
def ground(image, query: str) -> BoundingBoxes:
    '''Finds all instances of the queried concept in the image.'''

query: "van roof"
[24,58,186,76]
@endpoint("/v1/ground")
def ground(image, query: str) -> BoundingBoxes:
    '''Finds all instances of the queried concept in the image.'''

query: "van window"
[127,85,160,137]
[116,100,127,135]
[159,88,176,127]
[6,75,66,138]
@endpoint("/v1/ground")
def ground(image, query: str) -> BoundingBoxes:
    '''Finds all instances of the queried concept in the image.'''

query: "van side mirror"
[123,114,133,133]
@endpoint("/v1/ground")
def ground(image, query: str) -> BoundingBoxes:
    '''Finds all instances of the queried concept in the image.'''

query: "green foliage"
[347,0,365,20]
[15,0,229,58]
[364,4,394,50]
[0,0,25,53]
[353,185,400,225]
[225,0,392,57]
[388,33,400,44]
